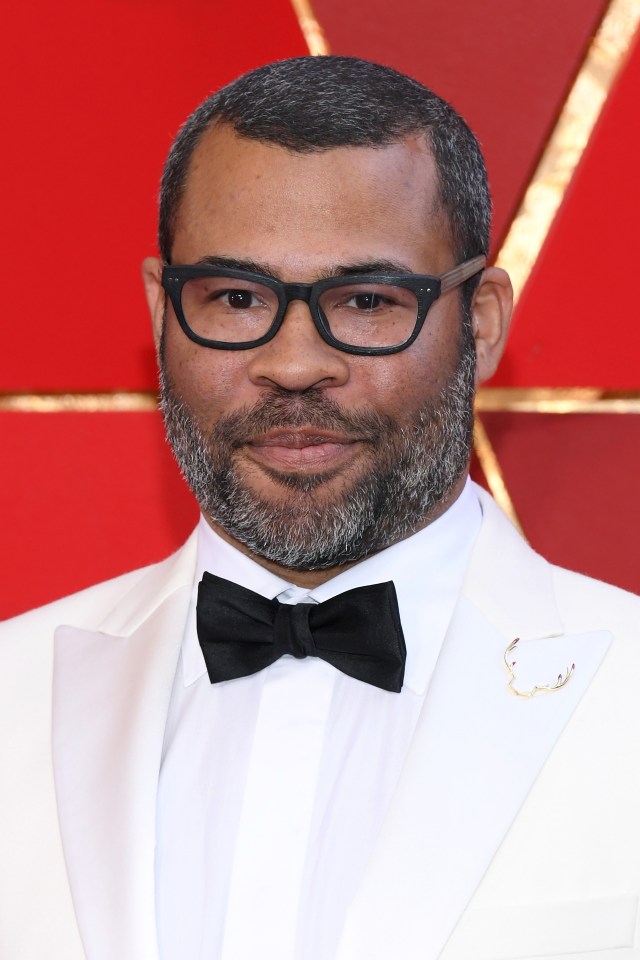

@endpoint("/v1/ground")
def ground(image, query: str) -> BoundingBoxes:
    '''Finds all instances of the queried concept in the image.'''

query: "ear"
[141,256,165,352]
[470,266,513,384]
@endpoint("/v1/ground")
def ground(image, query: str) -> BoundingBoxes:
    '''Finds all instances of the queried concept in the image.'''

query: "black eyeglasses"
[161,255,486,356]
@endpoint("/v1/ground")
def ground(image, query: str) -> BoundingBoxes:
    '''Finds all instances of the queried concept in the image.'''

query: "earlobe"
[141,256,165,350]
[471,266,513,384]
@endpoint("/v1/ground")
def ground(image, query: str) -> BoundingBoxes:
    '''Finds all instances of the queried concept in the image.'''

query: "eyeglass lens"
[180,276,420,348]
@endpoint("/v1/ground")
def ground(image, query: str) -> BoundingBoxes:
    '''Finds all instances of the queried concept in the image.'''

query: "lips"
[246,428,360,472]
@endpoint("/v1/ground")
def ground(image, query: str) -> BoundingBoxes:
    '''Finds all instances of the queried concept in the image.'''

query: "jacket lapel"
[52,536,196,960]
[50,494,615,960]
[337,489,612,960]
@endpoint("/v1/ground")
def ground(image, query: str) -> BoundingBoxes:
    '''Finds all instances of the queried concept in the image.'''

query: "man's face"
[147,124,481,577]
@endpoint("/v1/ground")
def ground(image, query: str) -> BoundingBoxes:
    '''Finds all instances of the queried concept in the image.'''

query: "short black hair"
[158,56,491,276]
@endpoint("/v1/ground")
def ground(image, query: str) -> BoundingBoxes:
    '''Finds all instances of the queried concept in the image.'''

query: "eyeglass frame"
[161,254,487,357]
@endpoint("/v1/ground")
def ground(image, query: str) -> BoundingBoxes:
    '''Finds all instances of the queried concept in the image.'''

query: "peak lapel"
[337,491,612,960]
[52,540,195,960]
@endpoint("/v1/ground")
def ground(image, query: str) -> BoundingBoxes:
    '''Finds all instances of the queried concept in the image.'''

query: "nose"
[246,299,350,392]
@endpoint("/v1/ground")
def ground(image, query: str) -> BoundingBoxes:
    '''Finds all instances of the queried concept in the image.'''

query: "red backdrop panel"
[493,30,640,388]
[478,411,640,594]
[0,0,307,393]
[1,411,197,620]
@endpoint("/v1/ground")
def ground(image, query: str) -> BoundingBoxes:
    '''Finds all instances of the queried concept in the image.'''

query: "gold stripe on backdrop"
[0,392,157,413]
[476,388,640,414]
[495,0,640,305]
[473,417,524,533]
[289,0,330,54]
[3,388,639,414]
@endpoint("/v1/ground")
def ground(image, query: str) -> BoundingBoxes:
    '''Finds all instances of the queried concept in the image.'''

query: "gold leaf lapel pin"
[505,637,575,698]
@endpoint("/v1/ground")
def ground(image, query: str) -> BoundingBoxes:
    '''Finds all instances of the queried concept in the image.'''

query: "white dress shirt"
[155,481,482,960]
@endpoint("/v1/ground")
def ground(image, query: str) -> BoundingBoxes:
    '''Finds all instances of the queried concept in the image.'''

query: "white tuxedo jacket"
[1,488,639,960]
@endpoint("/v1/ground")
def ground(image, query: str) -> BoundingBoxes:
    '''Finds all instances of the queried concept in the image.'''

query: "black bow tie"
[196,573,406,692]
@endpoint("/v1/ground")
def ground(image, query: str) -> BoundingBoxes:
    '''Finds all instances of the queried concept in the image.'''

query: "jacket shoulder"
[550,562,640,639]
[0,565,151,643]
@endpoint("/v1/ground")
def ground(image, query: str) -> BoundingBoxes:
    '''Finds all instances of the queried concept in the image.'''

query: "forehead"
[172,124,452,274]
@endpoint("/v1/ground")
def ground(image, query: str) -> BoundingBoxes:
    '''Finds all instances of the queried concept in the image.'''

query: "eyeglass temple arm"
[439,255,487,294]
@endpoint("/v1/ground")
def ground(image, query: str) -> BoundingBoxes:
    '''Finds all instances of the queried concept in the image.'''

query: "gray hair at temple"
[158,56,491,297]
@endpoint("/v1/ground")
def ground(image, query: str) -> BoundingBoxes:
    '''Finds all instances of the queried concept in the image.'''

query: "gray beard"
[159,324,476,571]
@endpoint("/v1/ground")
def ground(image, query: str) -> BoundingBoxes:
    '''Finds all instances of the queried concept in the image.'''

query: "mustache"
[210,389,393,447]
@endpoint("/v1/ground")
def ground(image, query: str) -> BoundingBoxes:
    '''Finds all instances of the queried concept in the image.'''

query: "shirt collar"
[182,479,481,694]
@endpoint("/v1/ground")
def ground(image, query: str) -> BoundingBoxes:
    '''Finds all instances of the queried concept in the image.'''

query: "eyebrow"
[194,255,281,279]
[193,255,417,279]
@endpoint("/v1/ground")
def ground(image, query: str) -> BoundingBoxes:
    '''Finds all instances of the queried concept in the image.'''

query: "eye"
[216,288,263,310]
[347,292,389,311]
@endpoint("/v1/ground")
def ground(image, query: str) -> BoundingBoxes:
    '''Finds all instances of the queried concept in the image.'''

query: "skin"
[143,123,512,587]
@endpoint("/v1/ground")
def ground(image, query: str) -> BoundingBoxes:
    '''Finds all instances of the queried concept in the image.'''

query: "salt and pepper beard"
[159,319,476,571]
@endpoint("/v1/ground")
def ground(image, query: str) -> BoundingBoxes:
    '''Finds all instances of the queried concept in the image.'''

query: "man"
[1,56,639,960]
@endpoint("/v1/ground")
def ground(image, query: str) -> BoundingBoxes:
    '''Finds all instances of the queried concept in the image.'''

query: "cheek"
[162,329,248,428]
[360,339,455,422]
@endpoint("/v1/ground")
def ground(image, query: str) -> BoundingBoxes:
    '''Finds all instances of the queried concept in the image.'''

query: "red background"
[1,0,638,618]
